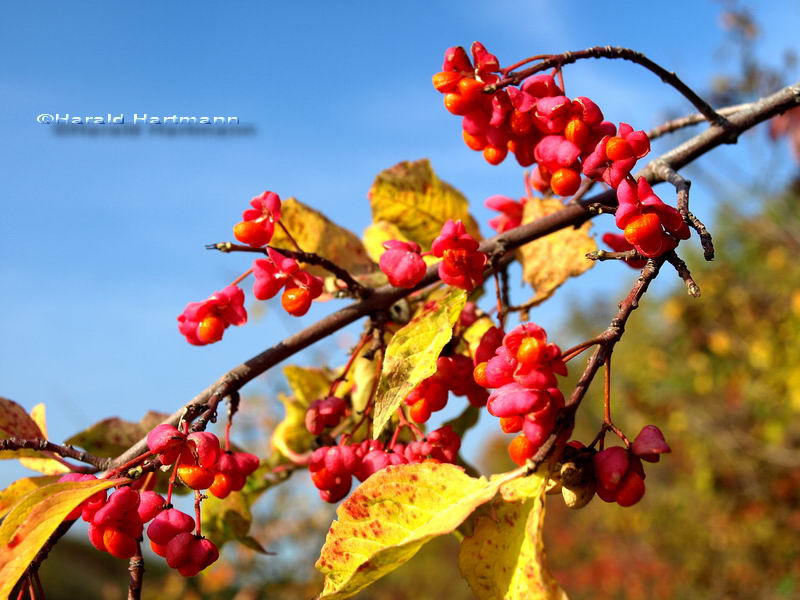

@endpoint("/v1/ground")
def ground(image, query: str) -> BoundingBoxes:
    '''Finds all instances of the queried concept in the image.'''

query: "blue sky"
[1,0,798,487]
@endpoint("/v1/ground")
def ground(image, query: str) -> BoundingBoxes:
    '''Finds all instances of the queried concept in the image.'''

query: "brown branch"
[207,242,370,298]
[586,249,646,263]
[106,81,800,471]
[0,438,104,471]
[665,251,701,298]
[648,102,752,139]
[651,159,714,260]
[486,46,730,128]
[525,257,664,472]
[127,543,144,600]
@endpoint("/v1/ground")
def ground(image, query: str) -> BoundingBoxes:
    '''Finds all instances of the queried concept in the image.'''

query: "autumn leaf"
[283,365,333,405]
[65,410,171,458]
[365,159,481,253]
[0,475,60,519]
[18,404,70,475]
[270,197,375,278]
[372,287,467,438]
[518,197,595,307]
[458,472,568,600]
[0,478,125,598]
[202,490,268,553]
[315,462,523,599]
[0,398,49,462]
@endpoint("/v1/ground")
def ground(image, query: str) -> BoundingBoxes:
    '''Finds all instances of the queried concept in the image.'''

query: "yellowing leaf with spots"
[458,472,568,600]
[0,478,125,598]
[372,287,467,438]
[518,197,595,307]
[270,197,375,278]
[367,159,481,251]
[0,475,60,519]
[0,398,45,460]
[315,462,523,599]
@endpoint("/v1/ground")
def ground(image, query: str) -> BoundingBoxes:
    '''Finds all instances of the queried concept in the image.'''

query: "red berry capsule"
[233,220,271,247]
[409,399,432,424]
[281,287,313,316]
[432,71,463,93]
[508,434,537,466]
[623,213,662,246]
[550,168,581,197]
[483,145,508,165]
[177,465,216,490]
[605,137,634,161]
[197,316,225,344]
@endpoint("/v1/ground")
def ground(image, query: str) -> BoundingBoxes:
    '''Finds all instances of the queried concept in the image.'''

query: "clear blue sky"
[2,0,798,487]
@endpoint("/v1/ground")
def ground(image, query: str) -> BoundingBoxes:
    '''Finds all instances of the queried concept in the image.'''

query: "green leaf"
[372,287,467,438]
[270,197,375,278]
[65,411,170,458]
[0,476,60,519]
[315,462,522,599]
[0,478,124,598]
[458,473,568,600]
[366,159,481,251]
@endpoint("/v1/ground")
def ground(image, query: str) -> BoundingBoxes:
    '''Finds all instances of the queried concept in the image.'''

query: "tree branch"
[486,46,730,128]
[1,438,105,471]
[106,81,800,471]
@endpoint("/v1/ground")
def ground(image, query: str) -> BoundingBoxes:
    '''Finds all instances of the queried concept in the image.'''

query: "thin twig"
[665,251,701,297]
[586,249,646,263]
[648,102,752,139]
[207,242,371,298]
[651,159,714,260]
[0,438,105,470]
[127,543,144,600]
[486,46,730,129]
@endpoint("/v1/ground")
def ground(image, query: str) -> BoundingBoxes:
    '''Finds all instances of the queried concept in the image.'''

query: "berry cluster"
[435,42,691,263]
[252,247,323,316]
[404,354,488,424]
[308,425,461,503]
[146,425,259,498]
[62,425,259,576]
[379,219,487,292]
[178,285,247,346]
[58,475,218,576]
[472,323,568,465]
[177,190,325,346]
[593,425,671,506]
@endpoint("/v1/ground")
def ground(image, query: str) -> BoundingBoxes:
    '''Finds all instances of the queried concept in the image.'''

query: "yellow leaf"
[362,220,412,263]
[461,315,495,360]
[372,287,467,438]
[202,491,266,553]
[367,159,481,251]
[270,197,375,278]
[283,365,333,404]
[19,404,70,475]
[0,476,60,519]
[0,478,124,598]
[271,394,313,458]
[315,462,522,599]
[518,197,595,307]
[458,473,568,600]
